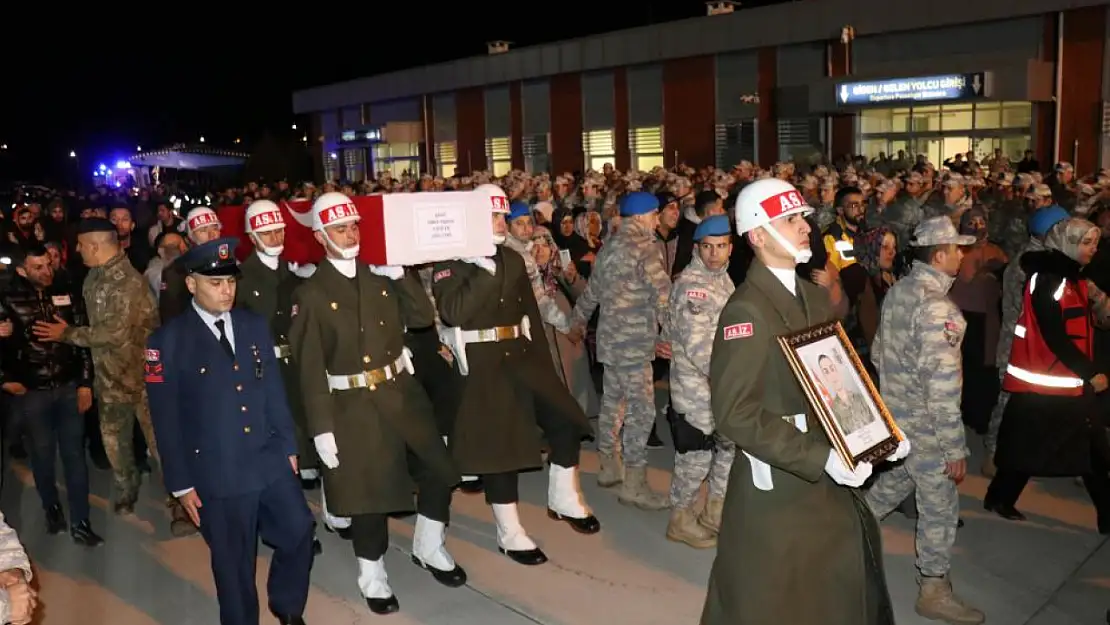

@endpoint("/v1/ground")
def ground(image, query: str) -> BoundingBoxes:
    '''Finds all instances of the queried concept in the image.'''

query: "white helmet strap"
[249,232,284,258]
[761,221,812,265]
[321,228,360,260]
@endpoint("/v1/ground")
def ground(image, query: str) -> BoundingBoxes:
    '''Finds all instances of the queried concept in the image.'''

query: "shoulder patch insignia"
[144,360,164,384]
[944,320,959,332]
[434,269,452,283]
[686,289,708,301]
[145,349,160,362]
[723,323,753,340]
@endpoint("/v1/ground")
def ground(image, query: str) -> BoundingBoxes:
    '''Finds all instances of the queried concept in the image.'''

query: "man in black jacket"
[0,243,103,546]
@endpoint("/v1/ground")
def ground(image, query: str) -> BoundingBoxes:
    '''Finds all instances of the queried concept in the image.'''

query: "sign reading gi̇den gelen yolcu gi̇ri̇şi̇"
[836,73,989,106]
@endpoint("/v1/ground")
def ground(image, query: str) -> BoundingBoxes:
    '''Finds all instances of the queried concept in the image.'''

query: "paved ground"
[1,420,1107,625]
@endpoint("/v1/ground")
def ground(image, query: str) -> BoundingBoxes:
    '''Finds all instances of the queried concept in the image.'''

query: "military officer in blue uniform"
[145,237,314,625]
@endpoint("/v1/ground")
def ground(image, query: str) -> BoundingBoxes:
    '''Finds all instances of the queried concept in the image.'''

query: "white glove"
[314,433,339,469]
[887,426,911,462]
[368,264,405,280]
[462,257,497,276]
[291,262,317,278]
[824,449,872,488]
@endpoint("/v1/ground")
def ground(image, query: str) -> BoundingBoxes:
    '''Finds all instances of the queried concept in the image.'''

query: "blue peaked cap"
[1028,205,1069,238]
[619,191,660,217]
[693,214,732,241]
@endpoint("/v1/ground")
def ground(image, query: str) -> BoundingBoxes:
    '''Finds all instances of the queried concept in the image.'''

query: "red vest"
[1002,272,1092,396]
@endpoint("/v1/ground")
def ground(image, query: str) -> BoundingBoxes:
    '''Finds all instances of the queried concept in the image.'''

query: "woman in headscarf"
[530,226,599,418]
[948,207,1008,435]
[984,217,1110,532]
[840,226,898,384]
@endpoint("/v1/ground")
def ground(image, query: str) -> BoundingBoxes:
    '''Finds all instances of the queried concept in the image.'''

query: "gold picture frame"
[777,321,901,470]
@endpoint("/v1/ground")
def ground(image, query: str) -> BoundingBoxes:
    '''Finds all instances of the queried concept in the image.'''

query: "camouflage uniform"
[666,254,735,525]
[867,259,967,578]
[62,252,160,502]
[985,237,1041,456]
[572,218,670,503]
[504,237,570,332]
[0,512,32,625]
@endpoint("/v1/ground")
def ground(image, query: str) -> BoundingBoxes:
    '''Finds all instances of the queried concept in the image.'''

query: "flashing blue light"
[115,161,131,169]
[92,169,100,176]
[98,163,107,171]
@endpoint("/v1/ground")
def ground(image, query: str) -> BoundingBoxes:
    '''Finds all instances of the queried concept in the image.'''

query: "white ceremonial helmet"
[733,178,814,264]
[244,199,286,257]
[311,192,361,260]
[185,207,221,243]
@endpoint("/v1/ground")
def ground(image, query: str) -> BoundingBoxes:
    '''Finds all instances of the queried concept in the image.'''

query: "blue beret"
[693,214,732,241]
[1028,205,1069,238]
[182,237,241,277]
[508,201,532,222]
[620,191,660,217]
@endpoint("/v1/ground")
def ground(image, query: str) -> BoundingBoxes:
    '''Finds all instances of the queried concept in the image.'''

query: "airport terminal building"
[291,0,1110,181]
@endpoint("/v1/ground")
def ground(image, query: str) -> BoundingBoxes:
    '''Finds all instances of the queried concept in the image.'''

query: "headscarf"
[530,226,560,297]
[1044,217,1099,263]
[854,226,894,277]
[958,206,988,241]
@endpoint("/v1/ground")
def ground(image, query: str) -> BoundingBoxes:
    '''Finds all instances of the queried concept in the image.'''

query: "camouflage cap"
[911,216,976,247]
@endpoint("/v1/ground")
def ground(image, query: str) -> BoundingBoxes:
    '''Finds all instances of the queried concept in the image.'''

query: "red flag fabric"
[217,199,324,265]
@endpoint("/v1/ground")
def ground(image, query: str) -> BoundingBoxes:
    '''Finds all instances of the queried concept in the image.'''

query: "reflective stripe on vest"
[1002,271,1092,396]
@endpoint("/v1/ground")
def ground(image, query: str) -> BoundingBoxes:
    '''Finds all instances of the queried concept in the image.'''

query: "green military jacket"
[701,259,891,625]
[234,253,312,464]
[431,247,590,475]
[64,252,159,404]
[288,260,457,516]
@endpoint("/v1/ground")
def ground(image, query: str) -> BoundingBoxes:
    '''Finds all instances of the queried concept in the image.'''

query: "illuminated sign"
[340,128,384,143]
[836,73,988,106]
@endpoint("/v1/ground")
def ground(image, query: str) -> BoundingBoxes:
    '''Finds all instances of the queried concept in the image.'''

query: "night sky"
[0,1,788,184]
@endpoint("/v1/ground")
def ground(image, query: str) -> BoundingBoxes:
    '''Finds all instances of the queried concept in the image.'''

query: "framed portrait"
[777,321,901,470]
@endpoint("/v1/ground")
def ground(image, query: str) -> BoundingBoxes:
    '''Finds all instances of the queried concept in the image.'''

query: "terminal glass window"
[857,101,1032,165]
[372,142,421,179]
[435,141,457,178]
[485,137,512,177]
[522,134,550,174]
[629,126,665,171]
[323,150,339,183]
[715,121,757,168]
[583,129,615,172]
[342,148,367,182]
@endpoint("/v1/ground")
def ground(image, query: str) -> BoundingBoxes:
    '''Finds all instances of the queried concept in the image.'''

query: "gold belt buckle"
[275,345,291,358]
[495,326,517,340]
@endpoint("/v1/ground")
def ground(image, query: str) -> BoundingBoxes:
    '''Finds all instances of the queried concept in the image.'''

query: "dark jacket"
[0,275,93,390]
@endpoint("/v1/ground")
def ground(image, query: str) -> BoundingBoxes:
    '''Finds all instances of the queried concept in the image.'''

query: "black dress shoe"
[324,524,352,540]
[547,509,601,534]
[457,478,484,494]
[71,520,104,547]
[410,554,467,587]
[45,504,66,535]
[498,546,548,566]
[984,500,1026,521]
[366,595,399,615]
[301,477,320,491]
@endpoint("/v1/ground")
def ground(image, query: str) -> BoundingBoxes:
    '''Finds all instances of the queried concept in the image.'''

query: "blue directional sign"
[836,73,988,106]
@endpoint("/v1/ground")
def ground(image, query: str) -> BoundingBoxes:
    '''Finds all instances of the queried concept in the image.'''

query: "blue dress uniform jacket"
[145,306,298,499]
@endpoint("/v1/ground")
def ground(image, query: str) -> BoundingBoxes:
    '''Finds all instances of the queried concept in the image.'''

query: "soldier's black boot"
[71,520,104,547]
[45,504,65,535]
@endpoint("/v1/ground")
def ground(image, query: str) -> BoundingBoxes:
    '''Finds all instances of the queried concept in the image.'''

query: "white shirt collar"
[328,257,357,278]
[256,251,279,270]
[767,265,798,296]
[192,300,230,328]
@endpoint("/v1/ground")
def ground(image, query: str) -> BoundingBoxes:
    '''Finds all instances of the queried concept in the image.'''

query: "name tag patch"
[144,350,163,383]
[685,289,707,301]
[51,295,71,306]
[145,349,160,362]
[723,323,753,340]
[433,269,452,282]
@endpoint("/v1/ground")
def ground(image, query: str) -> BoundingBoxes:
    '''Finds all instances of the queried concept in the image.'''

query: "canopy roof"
[127,144,250,170]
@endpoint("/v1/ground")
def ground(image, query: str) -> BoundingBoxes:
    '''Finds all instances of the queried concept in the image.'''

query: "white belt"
[439,316,532,377]
[325,348,414,392]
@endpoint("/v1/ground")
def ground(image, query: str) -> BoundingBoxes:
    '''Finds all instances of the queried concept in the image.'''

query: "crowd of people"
[0,146,1106,625]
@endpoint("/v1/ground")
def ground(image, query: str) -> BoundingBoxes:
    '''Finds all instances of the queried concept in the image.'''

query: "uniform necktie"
[214,318,235,359]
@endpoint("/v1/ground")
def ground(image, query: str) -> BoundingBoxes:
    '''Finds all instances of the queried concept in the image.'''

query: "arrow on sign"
[972,74,982,95]
[840,85,849,103]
